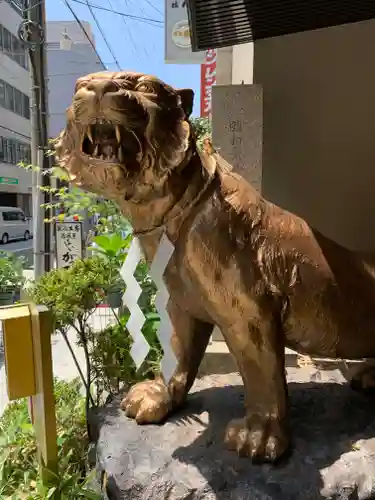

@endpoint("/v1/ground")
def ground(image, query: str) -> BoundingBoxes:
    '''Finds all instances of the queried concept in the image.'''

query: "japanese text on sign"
[200,49,217,117]
[55,222,83,269]
[171,0,186,7]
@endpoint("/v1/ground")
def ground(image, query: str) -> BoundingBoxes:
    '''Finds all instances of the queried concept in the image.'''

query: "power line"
[139,0,163,16]
[119,0,154,59]
[107,0,138,57]
[70,0,163,26]
[82,0,121,70]
[6,0,163,24]
[125,0,163,17]
[61,0,107,68]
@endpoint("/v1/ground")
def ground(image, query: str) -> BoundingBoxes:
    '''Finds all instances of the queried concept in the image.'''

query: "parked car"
[0,206,32,244]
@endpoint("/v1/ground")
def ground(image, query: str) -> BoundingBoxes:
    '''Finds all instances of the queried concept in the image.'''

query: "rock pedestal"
[92,367,375,500]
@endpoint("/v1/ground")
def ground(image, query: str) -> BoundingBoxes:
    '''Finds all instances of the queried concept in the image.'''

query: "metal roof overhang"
[187,0,375,52]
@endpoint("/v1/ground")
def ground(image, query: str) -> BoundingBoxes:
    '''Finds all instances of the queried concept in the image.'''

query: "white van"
[0,207,31,244]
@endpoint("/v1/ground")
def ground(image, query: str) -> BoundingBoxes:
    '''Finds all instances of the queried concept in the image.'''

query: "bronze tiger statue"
[55,71,375,463]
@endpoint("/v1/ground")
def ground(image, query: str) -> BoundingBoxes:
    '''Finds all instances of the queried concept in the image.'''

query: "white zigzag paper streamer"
[120,237,150,369]
[149,233,177,383]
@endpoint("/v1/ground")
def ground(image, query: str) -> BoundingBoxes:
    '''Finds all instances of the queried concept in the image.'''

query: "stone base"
[92,367,375,500]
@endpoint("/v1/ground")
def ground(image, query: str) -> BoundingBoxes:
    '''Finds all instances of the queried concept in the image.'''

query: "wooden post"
[0,301,58,484]
[29,302,58,483]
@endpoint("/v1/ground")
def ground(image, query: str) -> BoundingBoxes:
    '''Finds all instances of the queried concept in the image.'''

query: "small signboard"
[0,176,18,185]
[164,0,205,64]
[55,221,83,269]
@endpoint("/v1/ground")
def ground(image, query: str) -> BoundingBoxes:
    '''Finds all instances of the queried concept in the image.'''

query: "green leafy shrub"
[28,257,114,418]
[90,311,162,403]
[89,233,130,295]
[28,250,162,410]
[0,251,26,293]
[20,160,131,237]
[190,116,212,151]
[0,378,100,499]
[28,257,112,331]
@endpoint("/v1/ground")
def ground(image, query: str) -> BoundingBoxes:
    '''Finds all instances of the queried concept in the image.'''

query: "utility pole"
[19,0,51,279]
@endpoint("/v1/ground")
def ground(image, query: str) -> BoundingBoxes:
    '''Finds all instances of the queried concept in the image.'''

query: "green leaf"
[108,233,124,253]
[46,486,57,498]
[145,312,160,321]
[92,235,111,251]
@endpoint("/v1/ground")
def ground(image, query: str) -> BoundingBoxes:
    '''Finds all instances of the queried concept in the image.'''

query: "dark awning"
[187,0,375,52]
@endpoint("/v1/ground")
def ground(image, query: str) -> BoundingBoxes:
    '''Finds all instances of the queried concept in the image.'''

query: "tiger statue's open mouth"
[80,119,138,164]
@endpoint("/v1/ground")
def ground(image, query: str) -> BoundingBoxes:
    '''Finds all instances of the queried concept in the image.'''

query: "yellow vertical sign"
[0,301,58,483]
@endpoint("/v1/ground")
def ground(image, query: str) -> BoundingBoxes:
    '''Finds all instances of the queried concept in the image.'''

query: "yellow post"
[0,304,36,400]
[28,302,58,483]
[0,299,58,484]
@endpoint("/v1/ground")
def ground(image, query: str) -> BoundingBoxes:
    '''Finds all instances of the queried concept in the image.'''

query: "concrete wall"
[253,19,375,251]
[47,44,104,138]
[47,20,95,45]
[216,47,233,85]
[232,43,253,84]
[216,43,254,85]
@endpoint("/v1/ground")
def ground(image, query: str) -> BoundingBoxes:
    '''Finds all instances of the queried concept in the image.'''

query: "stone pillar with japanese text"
[212,84,263,192]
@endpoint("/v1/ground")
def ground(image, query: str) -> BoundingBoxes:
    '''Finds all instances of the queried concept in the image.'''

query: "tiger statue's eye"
[75,79,89,91]
[135,83,157,94]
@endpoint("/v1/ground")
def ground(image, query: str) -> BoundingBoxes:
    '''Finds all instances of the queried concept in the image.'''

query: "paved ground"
[1,239,34,268]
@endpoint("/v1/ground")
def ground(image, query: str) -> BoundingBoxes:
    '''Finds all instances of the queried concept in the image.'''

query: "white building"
[46,21,106,139]
[0,0,32,215]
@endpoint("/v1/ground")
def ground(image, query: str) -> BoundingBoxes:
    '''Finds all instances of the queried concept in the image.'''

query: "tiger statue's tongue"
[102,144,114,157]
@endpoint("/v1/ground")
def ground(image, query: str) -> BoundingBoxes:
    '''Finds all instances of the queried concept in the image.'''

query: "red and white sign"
[200,49,217,118]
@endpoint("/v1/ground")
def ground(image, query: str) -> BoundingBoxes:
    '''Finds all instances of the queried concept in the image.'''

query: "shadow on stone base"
[90,368,375,500]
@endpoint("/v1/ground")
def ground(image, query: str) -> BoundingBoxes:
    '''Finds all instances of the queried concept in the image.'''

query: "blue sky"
[45,0,201,115]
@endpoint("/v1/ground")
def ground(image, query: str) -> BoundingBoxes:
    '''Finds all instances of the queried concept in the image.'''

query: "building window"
[0,81,5,108]
[4,140,12,164]
[0,24,29,70]
[5,84,15,112]
[0,136,30,165]
[14,88,23,115]
[15,142,21,164]
[3,29,11,55]
[10,140,16,164]
[23,93,30,119]
[0,79,30,119]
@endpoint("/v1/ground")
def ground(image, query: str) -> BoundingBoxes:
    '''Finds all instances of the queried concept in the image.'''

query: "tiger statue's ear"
[203,138,215,155]
[176,88,194,118]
